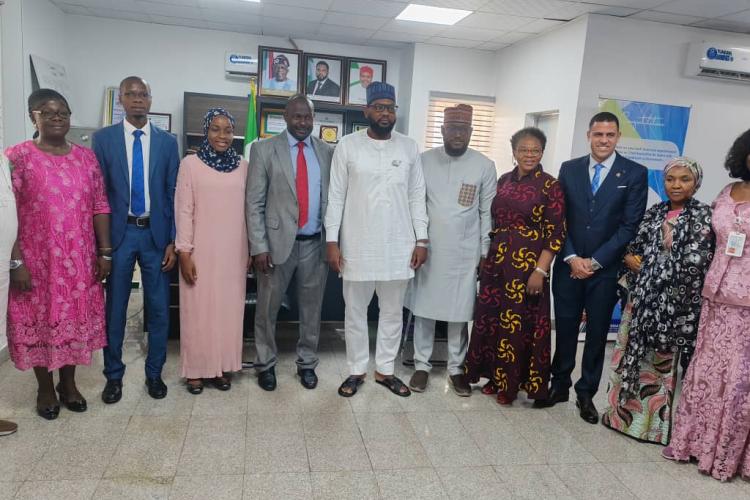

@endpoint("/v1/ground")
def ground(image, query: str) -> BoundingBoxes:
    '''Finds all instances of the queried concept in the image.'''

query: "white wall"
[63,15,405,147]
[406,43,497,149]
[573,14,750,203]
[492,18,589,176]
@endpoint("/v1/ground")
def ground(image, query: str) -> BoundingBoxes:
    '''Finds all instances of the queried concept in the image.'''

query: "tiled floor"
[1,309,749,499]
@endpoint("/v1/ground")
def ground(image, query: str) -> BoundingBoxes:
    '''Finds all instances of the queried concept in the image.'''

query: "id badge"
[725,231,746,257]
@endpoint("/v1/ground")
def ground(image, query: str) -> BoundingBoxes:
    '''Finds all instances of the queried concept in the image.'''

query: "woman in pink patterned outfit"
[6,89,111,420]
[663,128,750,481]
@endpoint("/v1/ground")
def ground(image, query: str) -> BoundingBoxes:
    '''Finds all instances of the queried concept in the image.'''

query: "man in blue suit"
[93,76,179,403]
[536,112,647,424]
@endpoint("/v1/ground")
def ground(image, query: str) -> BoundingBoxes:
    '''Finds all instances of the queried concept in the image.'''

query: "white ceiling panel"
[458,12,534,31]
[315,24,377,39]
[261,3,327,22]
[490,31,534,43]
[263,0,334,8]
[545,2,609,20]
[657,0,750,18]
[203,20,261,34]
[201,8,261,25]
[475,40,511,50]
[63,0,139,9]
[134,1,204,20]
[479,0,575,17]
[149,15,207,29]
[371,30,431,43]
[147,0,200,6]
[723,8,750,22]
[585,0,667,7]
[55,3,92,15]
[593,6,640,16]
[328,0,408,18]
[439,26,506,41]
[424,36,481,48]
[86,7,152,23]
[631,10,704,25]
[379,19,448,35]
[321,12,390,30]
[690,18,750,33]
[196,0,262,12]
[415,0,489,9]
[517,18,565,33]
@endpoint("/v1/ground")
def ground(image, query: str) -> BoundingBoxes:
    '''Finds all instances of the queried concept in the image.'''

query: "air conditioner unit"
[685,42,750,83]
[225,51,257,79]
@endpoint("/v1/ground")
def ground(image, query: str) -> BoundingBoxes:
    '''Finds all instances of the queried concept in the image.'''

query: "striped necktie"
[591,163,603,194]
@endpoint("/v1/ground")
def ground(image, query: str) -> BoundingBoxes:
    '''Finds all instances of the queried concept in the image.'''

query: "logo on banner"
[706,47,734,62]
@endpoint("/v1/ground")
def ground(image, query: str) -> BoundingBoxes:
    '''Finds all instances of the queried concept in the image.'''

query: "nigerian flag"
[243,78,258,160]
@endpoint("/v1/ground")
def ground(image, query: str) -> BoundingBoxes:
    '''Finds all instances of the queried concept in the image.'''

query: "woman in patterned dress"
[662,129,750,481]
[464,127,566,405]
[6,89,111,420]
[601,157,714,444]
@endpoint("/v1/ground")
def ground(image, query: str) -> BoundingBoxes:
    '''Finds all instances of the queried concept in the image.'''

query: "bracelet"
[533,267,549,277]
[99,255,113,261]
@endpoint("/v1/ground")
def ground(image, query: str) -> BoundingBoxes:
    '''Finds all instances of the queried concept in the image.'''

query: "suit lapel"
[115,122,130,202]
[273,132,296,195]
[593,152,627,201]
[311,137,330,202]
[149,123,162,187]
[576,156,594,202]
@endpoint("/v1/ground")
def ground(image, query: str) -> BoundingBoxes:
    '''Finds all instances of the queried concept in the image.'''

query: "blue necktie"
[591,163,603,194]
[131,129,145,216]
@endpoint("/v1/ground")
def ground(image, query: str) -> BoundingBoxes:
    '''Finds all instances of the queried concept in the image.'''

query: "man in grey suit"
[246,94,334,391]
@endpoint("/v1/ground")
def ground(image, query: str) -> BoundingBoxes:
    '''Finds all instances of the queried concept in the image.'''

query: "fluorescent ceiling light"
[240,0,261,3]
[396,4,472,25]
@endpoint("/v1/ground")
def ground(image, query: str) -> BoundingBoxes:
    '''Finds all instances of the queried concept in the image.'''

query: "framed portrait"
[260,107,286,138]
[345,58,387,107]
[304,54,344,104]
[148,112,172,132]
[258,46,302,98]
[312,111,344,144]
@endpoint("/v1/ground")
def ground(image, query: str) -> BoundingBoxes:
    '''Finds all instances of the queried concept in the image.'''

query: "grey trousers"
[413,316,468,376]
[253,239,328,372]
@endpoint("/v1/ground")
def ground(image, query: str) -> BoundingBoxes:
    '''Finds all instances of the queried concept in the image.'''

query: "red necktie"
[296,142,309,228]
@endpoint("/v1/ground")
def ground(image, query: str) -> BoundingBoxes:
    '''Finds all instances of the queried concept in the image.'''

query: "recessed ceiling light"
[240,0,261,3]
[396,4,472,25]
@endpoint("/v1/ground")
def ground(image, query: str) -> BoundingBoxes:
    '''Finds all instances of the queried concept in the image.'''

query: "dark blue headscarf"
[197,107,241,173]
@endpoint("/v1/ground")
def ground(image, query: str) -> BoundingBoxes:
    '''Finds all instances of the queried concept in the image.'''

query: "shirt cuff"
[563,254,577,263]
[414,226,429,241]
[591,257,603,271]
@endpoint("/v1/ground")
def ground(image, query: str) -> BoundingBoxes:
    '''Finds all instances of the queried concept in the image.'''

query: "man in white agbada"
[325,82,428,398]
[406,104,497,396]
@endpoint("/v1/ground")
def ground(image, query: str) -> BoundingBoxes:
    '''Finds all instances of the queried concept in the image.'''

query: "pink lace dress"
[5,141,110,370]
[668,183,750,481]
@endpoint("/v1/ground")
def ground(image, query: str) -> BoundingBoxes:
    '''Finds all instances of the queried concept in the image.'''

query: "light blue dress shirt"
[286,131,322,235]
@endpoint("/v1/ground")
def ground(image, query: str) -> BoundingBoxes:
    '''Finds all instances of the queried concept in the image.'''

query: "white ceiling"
[51,0,750,51]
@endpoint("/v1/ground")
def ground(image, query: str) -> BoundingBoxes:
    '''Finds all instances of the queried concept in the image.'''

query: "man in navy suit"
[93,76,179,403]
[536,112,647,424]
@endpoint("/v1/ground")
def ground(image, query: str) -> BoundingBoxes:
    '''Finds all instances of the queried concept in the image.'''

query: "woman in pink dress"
[6,89,111,420]
[175,108,249,394]
[663,129,750,481]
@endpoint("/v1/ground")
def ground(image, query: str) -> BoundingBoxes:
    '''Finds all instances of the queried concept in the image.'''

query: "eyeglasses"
[369,104,398,113]
[34,109,71,120]
[516,148,543,156]
[122,91,151,99]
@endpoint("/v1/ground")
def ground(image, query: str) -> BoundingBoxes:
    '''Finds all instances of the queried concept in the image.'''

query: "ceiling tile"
[262,0,334,8]
[87,7,152,23]
[479,0,575,17]
[322,12,390,30]
[53,3,92,15]
[593,6,640,16]
[64,0,139,9]
[722,8,750,22]
[316,24,377,39]
[585,0,667,7]
[415,0,487,9]
[328,0,408,18]
[545,2,607,20]
[261,3,327,22]
[690,18,750,33]
[424,36,482,48]
[379,19,448,35]
[371,30,431,43]
[148,14,206,28]
[438,25,506,41]
[457,12,535,30]
[146,0,199,6]
[490,31,534,43]
[656,0,750,18]
[134,1,203,19]
[517,18,565,33]
[203,20,262,34]
[631,10,704,24]
[200,8,260,24]
[196,0,262,12]
[475,40,511,50]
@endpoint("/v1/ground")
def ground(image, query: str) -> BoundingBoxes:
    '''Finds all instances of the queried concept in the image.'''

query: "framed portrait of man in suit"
[258,46,302,97]
[304,54,343,104]
[345,58,386,107]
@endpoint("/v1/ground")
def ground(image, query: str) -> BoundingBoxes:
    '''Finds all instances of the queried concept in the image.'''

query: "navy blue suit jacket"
[92,122,179,250]
[556,152,648,277]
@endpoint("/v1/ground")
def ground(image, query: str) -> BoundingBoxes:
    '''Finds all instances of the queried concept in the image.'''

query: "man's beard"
[444,143,469,157]
[368,118,395,136]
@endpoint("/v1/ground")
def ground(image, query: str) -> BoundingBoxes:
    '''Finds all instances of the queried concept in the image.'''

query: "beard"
[368,118,395,136]
[444,143,469,157]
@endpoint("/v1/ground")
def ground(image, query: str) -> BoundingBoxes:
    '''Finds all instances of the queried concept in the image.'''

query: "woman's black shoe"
[186,379,204,395]
[56,384,88,412]
[211,376,231,391]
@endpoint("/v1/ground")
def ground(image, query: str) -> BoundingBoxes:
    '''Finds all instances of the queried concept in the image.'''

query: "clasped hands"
[568,256,595,280]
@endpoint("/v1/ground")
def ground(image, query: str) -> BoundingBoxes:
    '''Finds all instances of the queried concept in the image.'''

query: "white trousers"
[413,317,468,376]
[343,279,408,376]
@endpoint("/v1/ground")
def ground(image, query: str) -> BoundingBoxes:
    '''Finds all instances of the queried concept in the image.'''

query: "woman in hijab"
[602,157,714,444]
[175,108,250,394]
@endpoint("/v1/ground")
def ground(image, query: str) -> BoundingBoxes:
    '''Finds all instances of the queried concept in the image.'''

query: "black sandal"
[186,379,204,395]
[211,376,231,391]
[375,376,411,397]
[338,376,364,397]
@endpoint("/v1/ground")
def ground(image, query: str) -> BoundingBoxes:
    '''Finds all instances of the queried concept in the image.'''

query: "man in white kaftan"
[325,82,428,398]
[406,104,497,396]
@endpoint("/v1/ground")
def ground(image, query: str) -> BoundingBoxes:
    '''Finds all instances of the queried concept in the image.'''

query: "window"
[424,92,496,155]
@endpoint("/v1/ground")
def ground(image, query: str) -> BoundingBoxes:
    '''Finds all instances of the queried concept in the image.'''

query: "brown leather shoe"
[448,374,471,397]
[409,370,429,392]
[0,419,18,436]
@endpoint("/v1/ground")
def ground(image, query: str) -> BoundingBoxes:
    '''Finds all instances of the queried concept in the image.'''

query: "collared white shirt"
[311,78,328,95]
[123,118,151,216]
[588,151,616,185]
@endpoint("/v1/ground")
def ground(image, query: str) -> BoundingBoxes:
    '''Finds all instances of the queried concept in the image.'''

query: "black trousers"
[551,264,620,398]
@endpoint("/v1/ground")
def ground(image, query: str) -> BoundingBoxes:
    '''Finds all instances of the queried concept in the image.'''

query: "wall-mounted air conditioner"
[685,42,750,83]
[225,52,257,79]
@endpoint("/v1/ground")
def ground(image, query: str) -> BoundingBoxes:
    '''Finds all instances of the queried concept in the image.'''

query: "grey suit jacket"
[245,131,334,264]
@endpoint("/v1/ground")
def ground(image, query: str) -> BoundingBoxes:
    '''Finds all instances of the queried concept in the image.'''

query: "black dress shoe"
[145,377,168,399]
[258,367,276,391]
[56,384,87,412]
[37,404,60,420]
[576,396,599,424]
[101,379,123,405]
[532,387,569,408]
[297,368,318,390]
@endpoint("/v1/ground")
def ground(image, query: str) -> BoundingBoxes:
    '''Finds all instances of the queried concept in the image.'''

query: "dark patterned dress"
[464,166,565,400]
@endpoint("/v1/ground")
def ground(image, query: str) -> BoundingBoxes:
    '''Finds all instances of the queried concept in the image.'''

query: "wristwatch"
[9,259,23,270]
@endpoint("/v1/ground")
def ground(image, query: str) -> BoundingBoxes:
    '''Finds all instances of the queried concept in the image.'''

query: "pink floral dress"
[5,141,110,370]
